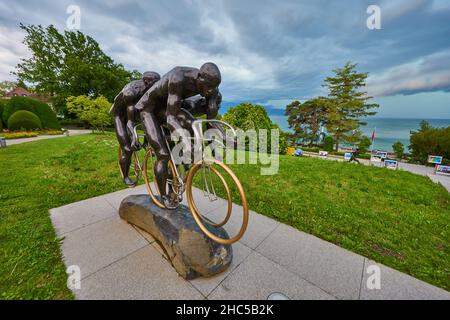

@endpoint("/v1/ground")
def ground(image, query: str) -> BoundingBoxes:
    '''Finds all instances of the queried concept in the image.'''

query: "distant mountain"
[220,101,287,116]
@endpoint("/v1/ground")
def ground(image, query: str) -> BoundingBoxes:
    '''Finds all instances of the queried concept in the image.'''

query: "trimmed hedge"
[0,100,5,127]
[301,147,320,153]
[2,97,60,129]
[8,110,42,131]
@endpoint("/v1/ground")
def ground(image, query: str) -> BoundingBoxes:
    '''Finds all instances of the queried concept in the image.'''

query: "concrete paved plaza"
[50,185,450,300]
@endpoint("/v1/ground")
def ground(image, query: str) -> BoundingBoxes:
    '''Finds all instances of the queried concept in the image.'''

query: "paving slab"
[189,242,253,297]
[76,245,204,300]
[131,225,155,244]
[207,204,280,249]
[50,195,117,235]
[256,223,365,300]
[360,259,450,300]
[209,251,336,300]
[188,187,229,215]
[60,216,148,279]
[102,184,148,210]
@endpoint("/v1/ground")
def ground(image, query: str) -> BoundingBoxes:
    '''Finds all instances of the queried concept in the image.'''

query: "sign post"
[428,155,443,174]
[369,127,376,165]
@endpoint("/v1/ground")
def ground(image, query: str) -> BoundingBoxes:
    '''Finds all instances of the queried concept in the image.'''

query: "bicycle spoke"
[207,165,218,201]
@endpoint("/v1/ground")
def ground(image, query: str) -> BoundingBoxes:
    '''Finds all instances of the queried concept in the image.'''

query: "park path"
[303,152,450,193]
[4,129,91,146]
[50,184,450,300]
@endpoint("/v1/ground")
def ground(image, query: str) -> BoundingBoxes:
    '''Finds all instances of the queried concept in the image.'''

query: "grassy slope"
[0,133,449,298]
[228,155,449,290]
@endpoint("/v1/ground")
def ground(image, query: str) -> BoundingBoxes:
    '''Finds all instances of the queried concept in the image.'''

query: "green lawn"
[0,133,449,299]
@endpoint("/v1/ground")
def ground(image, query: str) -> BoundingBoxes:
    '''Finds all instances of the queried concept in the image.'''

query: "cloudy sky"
[0,0,449,118]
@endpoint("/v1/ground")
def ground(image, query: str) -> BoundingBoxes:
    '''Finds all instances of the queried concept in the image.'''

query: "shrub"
[66,95,112,133]
[323,136,334,152]
[37,129,65,135]
[358,136,372,154]
[358,153,371,159]
[0,100,5,127]
[331,151,346,156]
[300,147,320,153]
[8,110,42,131]
[59,118,85,127]
[392,141,404,159]
[410,121,450,164]
[3,97,60,129]
[0,118,2,131]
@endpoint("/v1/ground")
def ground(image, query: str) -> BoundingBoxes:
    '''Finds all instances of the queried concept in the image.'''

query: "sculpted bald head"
[142,71,161,88]
[197,62,221,97]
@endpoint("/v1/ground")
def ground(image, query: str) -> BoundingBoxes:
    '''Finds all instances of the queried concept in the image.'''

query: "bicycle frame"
[163,118,238,200]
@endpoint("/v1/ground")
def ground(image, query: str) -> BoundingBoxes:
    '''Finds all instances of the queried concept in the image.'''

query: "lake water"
[271,116,450,152]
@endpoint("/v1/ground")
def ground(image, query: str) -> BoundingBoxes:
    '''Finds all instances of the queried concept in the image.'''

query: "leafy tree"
[323,62,378,151]
[13,24,133,116]
[322,136,334,152]
[223,103,286,154]
[392,141,404,160]
[223,103,273,131]
[409,123,450,164]
[0,81,17,96]
[66,95,112,133]
[0,100,6,127]
[130,70,143,81]
[285,97,328,146]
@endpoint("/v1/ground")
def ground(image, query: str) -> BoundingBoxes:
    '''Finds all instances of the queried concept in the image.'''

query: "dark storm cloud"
[1,0,449,103]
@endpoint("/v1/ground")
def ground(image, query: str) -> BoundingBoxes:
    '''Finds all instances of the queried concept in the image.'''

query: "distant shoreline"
[270,116,450,152]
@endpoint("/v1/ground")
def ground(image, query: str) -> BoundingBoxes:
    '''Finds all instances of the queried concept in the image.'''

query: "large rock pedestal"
[119,194,232,280]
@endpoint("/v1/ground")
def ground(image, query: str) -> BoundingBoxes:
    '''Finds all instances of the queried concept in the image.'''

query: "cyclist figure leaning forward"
[110,71,161,186]
[134,62,223,210]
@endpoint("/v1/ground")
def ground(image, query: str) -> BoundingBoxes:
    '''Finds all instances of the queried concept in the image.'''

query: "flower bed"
[0,129,65,139]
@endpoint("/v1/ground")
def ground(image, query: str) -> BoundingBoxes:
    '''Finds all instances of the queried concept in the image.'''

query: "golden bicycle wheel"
[143,147,178,209]
[186,160,249,245]
[118,146,141,188]
[189,165,233,228]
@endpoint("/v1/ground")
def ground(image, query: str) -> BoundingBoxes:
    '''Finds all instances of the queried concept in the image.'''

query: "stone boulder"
[119,194,232,280]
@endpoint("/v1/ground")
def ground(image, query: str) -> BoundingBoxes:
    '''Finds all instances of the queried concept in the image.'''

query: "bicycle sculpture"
[112,63,249,245]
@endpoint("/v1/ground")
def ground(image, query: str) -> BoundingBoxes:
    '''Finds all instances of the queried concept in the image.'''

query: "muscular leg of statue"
[114,115,135,186]
[141,110,178,210]
[177,109,196,165]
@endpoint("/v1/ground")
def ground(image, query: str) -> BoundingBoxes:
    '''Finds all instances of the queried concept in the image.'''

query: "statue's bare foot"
[123,177,135,187]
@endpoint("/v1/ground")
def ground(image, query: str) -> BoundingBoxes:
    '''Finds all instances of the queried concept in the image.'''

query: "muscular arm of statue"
[166,86,185,135]
[206,91,235,148]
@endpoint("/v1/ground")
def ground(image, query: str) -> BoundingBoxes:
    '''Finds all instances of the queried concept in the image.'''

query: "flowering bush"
[0,131,39,139]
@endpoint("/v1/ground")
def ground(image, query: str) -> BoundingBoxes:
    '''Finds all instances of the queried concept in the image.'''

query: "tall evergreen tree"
[323,62,378,151]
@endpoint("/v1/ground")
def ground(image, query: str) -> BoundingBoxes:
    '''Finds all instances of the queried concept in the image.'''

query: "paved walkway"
[50,185,449,300]
[4,129,91,146]
[304,152,450,193]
